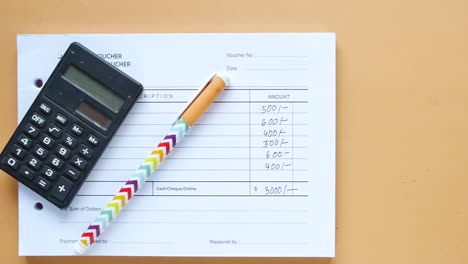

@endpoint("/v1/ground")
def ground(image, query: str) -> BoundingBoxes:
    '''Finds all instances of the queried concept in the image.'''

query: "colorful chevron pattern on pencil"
[74,119,190,253]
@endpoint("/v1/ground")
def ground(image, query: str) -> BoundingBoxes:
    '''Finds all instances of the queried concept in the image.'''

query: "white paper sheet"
[17,33,335,256]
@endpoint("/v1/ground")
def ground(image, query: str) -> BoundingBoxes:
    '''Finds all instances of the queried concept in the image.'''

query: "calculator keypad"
[0,99,104,208]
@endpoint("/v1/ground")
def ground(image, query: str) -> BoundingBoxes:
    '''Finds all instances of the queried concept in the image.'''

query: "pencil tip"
[73,241,87,255]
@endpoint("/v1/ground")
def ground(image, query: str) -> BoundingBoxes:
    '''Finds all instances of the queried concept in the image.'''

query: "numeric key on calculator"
[56,144,71,159]
[17,134,33,149]
[39,134,55,149]
[42,165,57,180]
[3,155,19,169]
[12,144,26,159]
[24,123,40,138]
[33,145,48,159]
[26,155,42,170]
[49,155,64,169]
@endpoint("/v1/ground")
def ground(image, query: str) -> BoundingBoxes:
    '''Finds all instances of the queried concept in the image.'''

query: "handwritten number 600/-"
[266,151,283,159]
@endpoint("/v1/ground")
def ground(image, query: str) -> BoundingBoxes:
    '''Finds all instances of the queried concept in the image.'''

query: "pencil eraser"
[216,72,230,86]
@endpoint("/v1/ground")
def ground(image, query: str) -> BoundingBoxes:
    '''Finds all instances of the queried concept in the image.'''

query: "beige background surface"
[1,0,467,263]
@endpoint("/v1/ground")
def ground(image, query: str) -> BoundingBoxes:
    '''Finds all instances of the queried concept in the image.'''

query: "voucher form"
[17,34,335,256]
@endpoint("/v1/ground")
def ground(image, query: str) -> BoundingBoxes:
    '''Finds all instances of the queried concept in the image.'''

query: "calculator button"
[51,177,73,201]
[42,165,57,180]
[12,144,26,159]
[49,155,64,169]
[55,113,68,125]
[3,155,19,169]
[71,124,83,136]
[39,102,52,115]
[34,176,50,191]
[71,155,87,170]
[32,145,48,159]
[39,134,56,149]
[19,165,34,180]
[46,123,62,138]
[56,144,71,159]
[87,134,100,146]
[78,144,94,159]
[62,134,78,149]
[31,113,46,127]
[26,155,42,170]
[65,165,80,180]
[17,134,33,149]
[24,123,40,138]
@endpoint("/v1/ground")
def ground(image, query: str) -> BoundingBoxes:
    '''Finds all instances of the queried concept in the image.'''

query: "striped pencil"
[74,73,229,254]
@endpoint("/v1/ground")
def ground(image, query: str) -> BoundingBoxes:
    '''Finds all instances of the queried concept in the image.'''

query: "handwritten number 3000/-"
[253,185,288,195]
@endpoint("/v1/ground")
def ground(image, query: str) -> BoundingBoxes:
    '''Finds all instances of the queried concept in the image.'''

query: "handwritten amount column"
[250,91,294,196]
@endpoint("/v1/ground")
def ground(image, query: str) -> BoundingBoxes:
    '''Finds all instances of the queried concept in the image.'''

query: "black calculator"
[0,42,143,208]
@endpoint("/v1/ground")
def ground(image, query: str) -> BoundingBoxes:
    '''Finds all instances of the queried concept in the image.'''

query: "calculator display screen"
[63,65,124,112]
